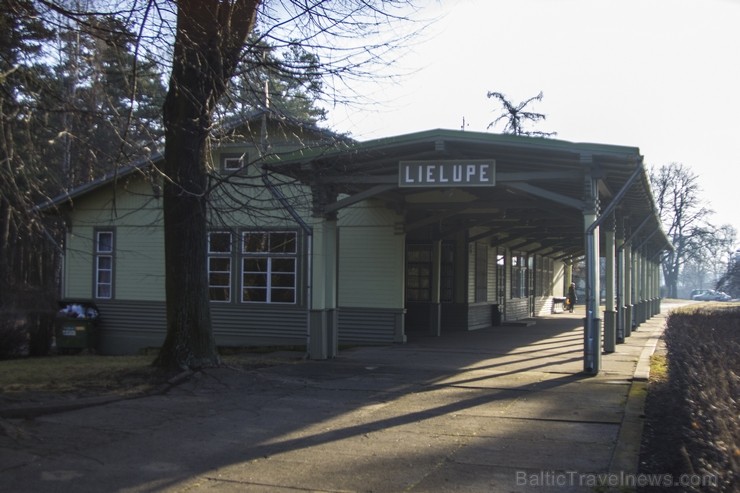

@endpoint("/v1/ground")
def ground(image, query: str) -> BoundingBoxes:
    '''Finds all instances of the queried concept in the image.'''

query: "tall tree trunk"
[154,0,260,370]
[662,250,679,298]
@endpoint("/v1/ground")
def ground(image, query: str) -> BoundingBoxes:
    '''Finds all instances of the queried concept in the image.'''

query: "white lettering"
[399,161,494,187]
[439,165,448,182]
[479,164,489,183]
[426,165,435,182]
[404,165,414,183]
[453,165,462,182]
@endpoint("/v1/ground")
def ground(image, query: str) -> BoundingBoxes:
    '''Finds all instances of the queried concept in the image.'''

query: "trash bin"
[54,301,100,354]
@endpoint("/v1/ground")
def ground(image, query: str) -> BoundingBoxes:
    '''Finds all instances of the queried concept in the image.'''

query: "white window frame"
[221,152,248,172]
[240,231,298,304]
[94,230,114,299]
[208,231,233,302]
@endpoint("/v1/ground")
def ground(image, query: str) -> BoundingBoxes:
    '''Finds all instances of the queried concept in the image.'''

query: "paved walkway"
[0,303,679,493]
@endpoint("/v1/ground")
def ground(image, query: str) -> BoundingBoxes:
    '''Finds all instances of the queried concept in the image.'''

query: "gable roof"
[36,111,348,211]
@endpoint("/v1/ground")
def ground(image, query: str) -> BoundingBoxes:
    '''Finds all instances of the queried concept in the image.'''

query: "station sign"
[399,160,496,188]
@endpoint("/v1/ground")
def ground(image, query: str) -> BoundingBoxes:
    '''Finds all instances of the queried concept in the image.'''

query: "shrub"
[26,310,56,356]
[664,305,739,493]
[0,312,28,358]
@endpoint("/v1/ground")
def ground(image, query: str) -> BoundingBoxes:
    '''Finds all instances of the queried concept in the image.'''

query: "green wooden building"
[41,114,670,373]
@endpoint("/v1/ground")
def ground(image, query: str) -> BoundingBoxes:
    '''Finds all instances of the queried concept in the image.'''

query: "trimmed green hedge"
[664,305,739,492]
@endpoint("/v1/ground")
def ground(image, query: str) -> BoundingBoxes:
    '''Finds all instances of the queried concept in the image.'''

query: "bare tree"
[0,0,67,355]
[717,250,740,298]
[649,162,734,298]
[486,90,556,137]
[152,0,260,370]
[155,0,419,370]
[17,0,417,370]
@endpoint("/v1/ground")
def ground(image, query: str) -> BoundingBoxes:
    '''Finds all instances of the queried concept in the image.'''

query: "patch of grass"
[0,355,163,396]
[0,348,304,401]
[648,353,668,383]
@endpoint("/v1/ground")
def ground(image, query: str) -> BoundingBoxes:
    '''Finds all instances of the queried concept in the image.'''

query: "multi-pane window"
[406,243,456,303]
[525,256,534,297]
[497,252,506,303]
[406,245,432,302]
[535,256,553,297]
[544,257,553,296]
[511,253,523,298]
[241,231,297,304]
[208,232,232,302]
[510,252,531,298]
[95,230,114,299]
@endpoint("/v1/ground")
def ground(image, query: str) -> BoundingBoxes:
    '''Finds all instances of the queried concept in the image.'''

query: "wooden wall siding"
[467,304,492,330]
[338,308,401,344]
[339,199,402,227]
[467,242,475,303]
[487,245,497,302]
[338,225,404,308]
[64,223,166,301]
[209,157,313,228]
[211,305,307,346]
[93,300,166,354]
[338,200,404,309]
[535,296,555,316]
[116,225,165,301]
[92,301,308,355]
[72,180,163,226]
[64,228,95,299]
[63,177,165,300]
[505,298,530,321]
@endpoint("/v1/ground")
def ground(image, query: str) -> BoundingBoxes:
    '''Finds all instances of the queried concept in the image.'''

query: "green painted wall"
[63,177,165,301]
[61,147,317,303]
[338,199,405,309]
[208,146,313,229]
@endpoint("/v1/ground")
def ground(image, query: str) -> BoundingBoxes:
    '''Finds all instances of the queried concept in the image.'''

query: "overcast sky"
[325,0,740,239]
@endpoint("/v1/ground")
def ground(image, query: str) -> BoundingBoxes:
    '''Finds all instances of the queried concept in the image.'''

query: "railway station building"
[42,114,671,374]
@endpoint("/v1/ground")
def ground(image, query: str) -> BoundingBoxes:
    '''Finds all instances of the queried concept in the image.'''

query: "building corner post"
[582,156,601,375]
[308,185,339,360]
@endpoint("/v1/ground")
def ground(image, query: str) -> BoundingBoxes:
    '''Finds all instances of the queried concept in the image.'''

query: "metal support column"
[616,215,626,343]
[583,162,601,375]
[625,241,634,337]
[603,216,616,353]
[637,247,647,326]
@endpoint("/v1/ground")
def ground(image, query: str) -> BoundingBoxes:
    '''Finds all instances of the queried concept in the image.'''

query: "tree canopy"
[486,91,556,137]
[650,162,737,298]
[1,0,418,367]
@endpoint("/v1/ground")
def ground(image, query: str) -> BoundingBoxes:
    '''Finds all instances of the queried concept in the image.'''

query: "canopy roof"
[268,128,671,259]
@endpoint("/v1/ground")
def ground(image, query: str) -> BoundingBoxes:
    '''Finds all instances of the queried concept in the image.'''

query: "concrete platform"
[0,302,681,492]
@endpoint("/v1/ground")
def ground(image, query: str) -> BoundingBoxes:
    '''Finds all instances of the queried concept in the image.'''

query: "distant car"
[689,289,708,299]
[692,290,731,301]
